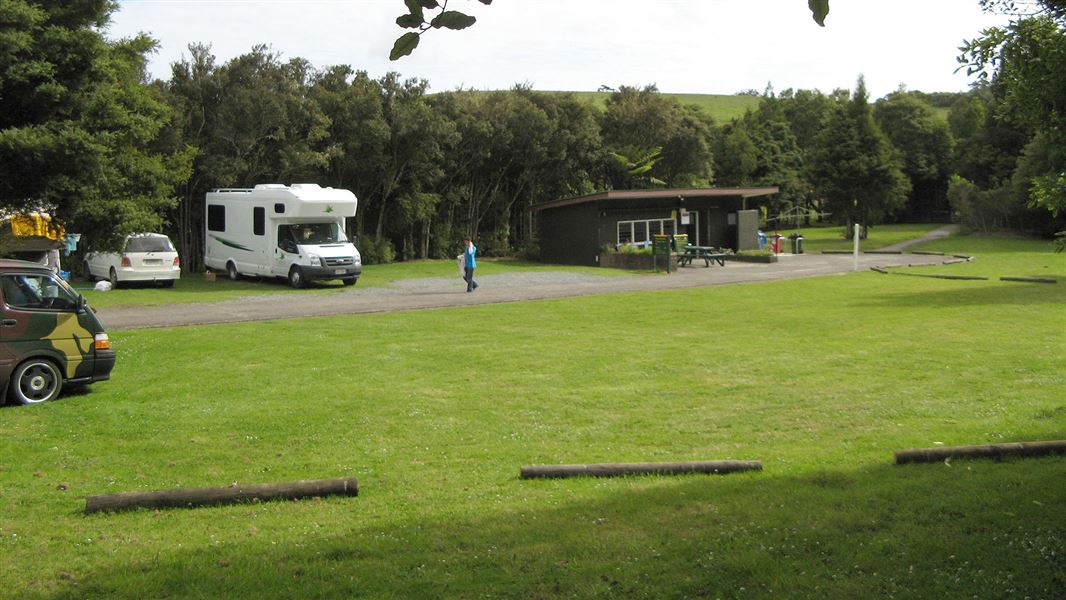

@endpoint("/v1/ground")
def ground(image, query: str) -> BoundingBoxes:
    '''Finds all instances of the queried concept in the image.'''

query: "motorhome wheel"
[288,266,305,289]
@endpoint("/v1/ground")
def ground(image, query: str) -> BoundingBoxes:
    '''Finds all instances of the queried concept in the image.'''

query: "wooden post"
[894,441,1066,465]
[519,460,762,479]
[85,477,359,513]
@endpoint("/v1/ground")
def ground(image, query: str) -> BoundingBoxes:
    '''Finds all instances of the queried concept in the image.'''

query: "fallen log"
[520,460,762,479]
[85,477,359,514]
[1000,276,1057,284]
[910,251,945,256]
[895,441,1066,465]
[891,272,989,281]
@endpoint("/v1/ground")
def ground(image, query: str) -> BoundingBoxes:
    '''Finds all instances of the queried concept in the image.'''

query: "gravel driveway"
[97,250,958,330]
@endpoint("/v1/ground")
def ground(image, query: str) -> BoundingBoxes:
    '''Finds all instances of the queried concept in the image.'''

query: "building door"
[684,210,700,246]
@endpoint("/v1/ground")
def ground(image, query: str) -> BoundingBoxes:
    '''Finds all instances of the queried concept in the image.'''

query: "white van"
[204,184,362,288]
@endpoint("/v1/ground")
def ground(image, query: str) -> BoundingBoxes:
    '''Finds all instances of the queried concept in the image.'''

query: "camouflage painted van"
[0,259,115,404]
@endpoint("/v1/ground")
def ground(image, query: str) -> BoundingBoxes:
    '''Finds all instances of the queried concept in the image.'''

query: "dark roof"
[532,187,780,212]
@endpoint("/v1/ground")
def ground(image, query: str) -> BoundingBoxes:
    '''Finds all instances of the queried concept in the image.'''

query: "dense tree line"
[3,1,1062,269]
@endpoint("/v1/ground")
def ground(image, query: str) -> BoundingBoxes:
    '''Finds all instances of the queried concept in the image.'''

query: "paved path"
[97,251,959,330]
[878,224,960,252]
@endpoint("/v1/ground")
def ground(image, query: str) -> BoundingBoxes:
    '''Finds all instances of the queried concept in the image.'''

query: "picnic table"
[677,245,727,267]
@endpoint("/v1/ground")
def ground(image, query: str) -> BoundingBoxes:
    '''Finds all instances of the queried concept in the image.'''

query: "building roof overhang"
[532,187,780,213]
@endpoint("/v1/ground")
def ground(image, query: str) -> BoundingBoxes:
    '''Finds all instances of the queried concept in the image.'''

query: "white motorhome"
[204,184,362,288]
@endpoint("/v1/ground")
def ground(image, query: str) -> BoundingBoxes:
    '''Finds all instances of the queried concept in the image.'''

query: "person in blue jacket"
[463,238,478,292]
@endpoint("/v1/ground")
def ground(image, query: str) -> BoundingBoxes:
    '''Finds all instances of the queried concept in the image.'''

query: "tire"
[288,266,306,289]
[341,277,357,286]
[160,279,175,288]
[10,359,63,405]
[226,261,239,281]
[109,267,119,289]
[82,261,94,282]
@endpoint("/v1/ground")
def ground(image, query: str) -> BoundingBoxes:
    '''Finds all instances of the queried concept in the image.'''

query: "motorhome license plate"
[334,269,346,275]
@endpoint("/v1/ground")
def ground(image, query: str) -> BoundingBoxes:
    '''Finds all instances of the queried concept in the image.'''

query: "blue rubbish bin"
[757,230,767,249]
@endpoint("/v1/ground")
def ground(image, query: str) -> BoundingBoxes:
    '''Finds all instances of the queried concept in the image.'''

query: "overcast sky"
[107,0,1013,99]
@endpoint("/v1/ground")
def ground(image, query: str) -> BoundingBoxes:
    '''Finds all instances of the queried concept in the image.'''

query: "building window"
[617,218,675,245]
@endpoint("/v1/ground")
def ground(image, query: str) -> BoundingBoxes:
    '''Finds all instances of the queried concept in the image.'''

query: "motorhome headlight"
[308,254,321,266]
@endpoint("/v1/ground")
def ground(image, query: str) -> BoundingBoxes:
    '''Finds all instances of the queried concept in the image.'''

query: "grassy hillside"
[562,91,761,123]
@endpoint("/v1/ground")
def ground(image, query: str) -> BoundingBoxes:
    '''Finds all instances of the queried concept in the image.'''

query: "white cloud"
[109,0,1012,98]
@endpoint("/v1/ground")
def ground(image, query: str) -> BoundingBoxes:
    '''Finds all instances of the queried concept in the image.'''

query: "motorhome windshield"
[282,223,343,245]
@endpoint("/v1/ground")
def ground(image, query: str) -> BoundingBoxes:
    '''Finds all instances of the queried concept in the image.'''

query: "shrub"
[358,237,396,265]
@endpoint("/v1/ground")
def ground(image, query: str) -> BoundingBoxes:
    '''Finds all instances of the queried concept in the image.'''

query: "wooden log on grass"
[895,441,1066,465]
[1000,276,1057,284]
[890,272,989,281]
[520,460,762,479]
[85,477,359,514]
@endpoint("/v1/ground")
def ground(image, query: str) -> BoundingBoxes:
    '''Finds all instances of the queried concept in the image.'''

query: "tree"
[599,85,714,188]
[874,93,955,221]
[714,125,758,187]
[809,77,910,235]
[163,45,333,269]
[961,4,1066,217]
[0,0,190,250]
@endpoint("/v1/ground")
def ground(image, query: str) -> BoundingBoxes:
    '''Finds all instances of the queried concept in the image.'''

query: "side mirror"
[77,294,87,313]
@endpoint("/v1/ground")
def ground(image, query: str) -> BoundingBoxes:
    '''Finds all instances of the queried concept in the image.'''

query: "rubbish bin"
[788,233,804,254]
[770,234,783,254]
[757,230,767,249]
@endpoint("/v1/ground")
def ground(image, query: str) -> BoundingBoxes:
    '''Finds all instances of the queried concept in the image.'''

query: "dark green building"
[534,188,779,266]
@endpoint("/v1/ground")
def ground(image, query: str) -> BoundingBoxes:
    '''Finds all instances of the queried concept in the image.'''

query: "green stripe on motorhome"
[211,236,253,252]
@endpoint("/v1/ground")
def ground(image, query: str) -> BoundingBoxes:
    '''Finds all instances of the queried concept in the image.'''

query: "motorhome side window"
[1,273,79,311]
[207,204,226,232]
[253,207,265,236]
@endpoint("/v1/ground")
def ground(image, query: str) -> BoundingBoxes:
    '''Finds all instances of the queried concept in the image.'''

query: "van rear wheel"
[288,266,306,289]
[10,359,63,405]
[109,267,119,289]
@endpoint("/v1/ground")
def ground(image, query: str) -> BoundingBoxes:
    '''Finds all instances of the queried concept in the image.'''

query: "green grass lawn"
[1,235,1063,598]
[75,259,632,310]
[789,223,944,253]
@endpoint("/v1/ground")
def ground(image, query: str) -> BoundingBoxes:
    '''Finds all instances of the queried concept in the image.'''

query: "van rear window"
[126,237,174,253]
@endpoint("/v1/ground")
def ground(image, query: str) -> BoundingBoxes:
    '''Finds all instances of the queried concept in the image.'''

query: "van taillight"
[173,256,180,267]
[94,333,111,350]
[121,256,131,267]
